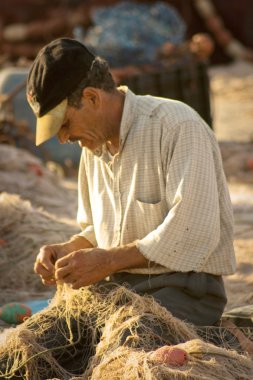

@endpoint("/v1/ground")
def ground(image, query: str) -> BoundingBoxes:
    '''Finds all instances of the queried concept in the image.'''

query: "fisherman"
[27,37,236,328]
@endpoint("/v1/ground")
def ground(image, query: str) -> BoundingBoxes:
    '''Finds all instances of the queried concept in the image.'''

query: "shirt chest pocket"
[134,198,168,237]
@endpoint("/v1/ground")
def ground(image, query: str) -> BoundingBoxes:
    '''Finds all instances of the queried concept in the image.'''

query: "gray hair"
[67,57,116,108]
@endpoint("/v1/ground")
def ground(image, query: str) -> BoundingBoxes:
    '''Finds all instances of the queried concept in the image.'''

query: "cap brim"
[35,99,67,146]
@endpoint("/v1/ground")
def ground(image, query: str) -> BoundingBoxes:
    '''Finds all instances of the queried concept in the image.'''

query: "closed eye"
[61,120,70,130]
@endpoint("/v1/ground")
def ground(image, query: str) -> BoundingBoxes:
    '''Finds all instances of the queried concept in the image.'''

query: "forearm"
[54,242,154,288]
[65,235,94,252]
[108,242,154,273]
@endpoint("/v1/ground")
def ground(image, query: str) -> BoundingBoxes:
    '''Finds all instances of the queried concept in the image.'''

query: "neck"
[105,88,125,154]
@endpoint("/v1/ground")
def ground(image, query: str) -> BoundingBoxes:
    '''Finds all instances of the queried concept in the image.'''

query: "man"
[27,37,236,327]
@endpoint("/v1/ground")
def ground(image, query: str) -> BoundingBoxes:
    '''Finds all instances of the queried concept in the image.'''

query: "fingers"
[55,254,82,287]
[54,254,71,280]
[57,275,87,289]
[34,245,57,285]
[34,257,54,277]
[55,255,70,269]
[38,249,56,272]
[34,260,56,285]
[71,279,85,290]
[55,264,72,281]
[41,277,56,286]
[54,248,109,289]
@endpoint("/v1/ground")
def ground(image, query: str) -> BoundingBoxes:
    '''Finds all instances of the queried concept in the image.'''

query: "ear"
[82,87,101,109]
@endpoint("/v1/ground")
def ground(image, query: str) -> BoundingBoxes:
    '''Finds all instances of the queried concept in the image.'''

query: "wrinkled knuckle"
[37,253,45,262]
[70,258,77,269]
[34,260,41,273]
[75,250,83,258]
[34,264,38,273]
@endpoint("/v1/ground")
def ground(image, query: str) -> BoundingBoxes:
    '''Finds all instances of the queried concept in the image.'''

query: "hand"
[34,243,71,286]
[55,248,113,289]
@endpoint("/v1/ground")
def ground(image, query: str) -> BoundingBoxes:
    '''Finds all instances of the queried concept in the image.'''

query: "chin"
[79,140,100,151]
[78,141,85,148]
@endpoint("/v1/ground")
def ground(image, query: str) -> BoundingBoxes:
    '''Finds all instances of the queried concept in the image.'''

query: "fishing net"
[84,2,186,66]
[0,192,79,304]
[0,144,79,304]
[0,144,78,217]
[0,284,252,380]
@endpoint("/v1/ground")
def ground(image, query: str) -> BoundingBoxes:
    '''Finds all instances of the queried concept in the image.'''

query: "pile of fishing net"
[0,144,78,217]
[0,284,252,380]
[0,144,79,303]
[84,1,186,66]
[0,192,79,304]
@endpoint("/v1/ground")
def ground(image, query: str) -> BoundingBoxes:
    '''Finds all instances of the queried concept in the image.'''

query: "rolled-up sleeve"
[136,120,221,272]
[77,153,97,247]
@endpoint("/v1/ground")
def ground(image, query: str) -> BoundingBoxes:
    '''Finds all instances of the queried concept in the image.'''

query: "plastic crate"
[122,62,212,128]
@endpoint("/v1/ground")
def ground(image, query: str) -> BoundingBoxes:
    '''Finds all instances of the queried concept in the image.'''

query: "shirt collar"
[117,86,137,151]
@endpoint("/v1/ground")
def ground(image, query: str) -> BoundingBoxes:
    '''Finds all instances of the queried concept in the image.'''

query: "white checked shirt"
[77,87,236,275]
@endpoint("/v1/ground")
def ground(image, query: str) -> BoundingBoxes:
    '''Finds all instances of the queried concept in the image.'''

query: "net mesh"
[0,284,253,380]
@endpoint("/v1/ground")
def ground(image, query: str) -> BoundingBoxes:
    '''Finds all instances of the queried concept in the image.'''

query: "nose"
[57,126,69,144]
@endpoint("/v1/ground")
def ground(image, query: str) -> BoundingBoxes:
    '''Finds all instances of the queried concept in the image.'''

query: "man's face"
[57,89,109,151]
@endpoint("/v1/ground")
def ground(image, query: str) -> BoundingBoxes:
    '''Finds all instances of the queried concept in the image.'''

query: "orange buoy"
[151,345,188,366]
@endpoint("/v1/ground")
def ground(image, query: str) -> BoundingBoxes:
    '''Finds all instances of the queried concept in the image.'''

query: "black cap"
[27,38,95,117]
